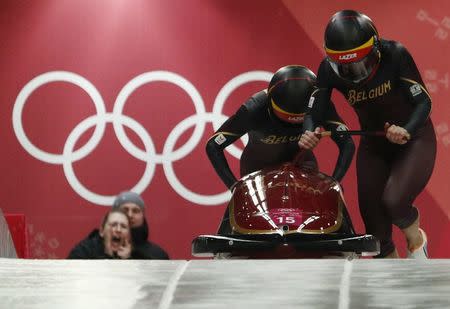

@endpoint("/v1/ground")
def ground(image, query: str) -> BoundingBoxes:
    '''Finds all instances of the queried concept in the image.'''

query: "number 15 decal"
[276,217,296,224]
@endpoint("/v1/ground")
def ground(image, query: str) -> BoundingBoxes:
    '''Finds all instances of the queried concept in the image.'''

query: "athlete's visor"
[325,36,380,83]
[271,99,305,124]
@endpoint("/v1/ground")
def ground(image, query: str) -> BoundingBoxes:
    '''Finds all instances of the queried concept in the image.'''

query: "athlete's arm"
[322,103,355,182]
[301,61,335,150]
[205,105,250,189]
[396,43,432,135]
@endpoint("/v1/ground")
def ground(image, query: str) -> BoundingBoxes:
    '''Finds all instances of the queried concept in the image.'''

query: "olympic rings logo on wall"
[12,70,272,206]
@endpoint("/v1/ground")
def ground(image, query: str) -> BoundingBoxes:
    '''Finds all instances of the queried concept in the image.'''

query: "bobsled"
[192,159,379,259]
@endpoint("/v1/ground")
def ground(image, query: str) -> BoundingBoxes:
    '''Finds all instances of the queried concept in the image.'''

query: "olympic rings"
[13,70,272,206]
[13,71,107,164]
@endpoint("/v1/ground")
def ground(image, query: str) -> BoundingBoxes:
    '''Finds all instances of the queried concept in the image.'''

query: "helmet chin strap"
[367,49,381,79]
[351,49,381,84]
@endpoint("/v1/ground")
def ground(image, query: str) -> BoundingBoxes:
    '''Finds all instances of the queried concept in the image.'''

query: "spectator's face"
[119,202,144,228]
[100,212,131,255]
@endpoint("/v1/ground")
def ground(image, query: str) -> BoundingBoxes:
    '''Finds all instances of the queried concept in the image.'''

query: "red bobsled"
[192,161,379,259]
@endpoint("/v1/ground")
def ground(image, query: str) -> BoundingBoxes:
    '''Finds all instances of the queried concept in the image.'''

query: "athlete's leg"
[385,248,400,258]
[357,142,395,258]
[382,125,436,252]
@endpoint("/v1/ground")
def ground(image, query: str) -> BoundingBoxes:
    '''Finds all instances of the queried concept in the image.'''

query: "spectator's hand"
[299,127,321,149]
[385,122,410,145]
[104,237,114,257]
[116,238,132,259]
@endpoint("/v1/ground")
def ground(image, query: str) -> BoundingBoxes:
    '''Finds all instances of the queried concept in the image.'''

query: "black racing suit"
[305,39,436,257]
[206,90,355,188]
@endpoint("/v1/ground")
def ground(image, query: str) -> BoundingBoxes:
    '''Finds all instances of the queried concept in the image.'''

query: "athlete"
[300,10,436,258]
[206,65,355,233]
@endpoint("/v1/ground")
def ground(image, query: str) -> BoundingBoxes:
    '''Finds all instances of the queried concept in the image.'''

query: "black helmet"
[324,10,380,83]
[267,65,316,124]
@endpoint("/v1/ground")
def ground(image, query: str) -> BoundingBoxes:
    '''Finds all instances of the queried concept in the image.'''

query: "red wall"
[0,0,448,259]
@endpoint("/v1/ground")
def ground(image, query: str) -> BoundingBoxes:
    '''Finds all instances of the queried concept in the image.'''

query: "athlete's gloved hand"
[385,122,410,145]
[299,127,321,149]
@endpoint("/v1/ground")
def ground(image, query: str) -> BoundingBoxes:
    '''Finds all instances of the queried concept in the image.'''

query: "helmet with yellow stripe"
[267,65,316,124]
[324,10,381,83]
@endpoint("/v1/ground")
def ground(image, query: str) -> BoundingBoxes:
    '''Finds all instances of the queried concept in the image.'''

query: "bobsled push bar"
[320,129,409,142]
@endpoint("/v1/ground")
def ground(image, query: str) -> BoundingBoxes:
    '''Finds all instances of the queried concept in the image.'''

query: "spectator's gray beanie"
[112,191,145,210]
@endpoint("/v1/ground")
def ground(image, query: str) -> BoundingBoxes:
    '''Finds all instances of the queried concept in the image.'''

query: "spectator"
[112,191,169,259]
[68,209,135,259]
